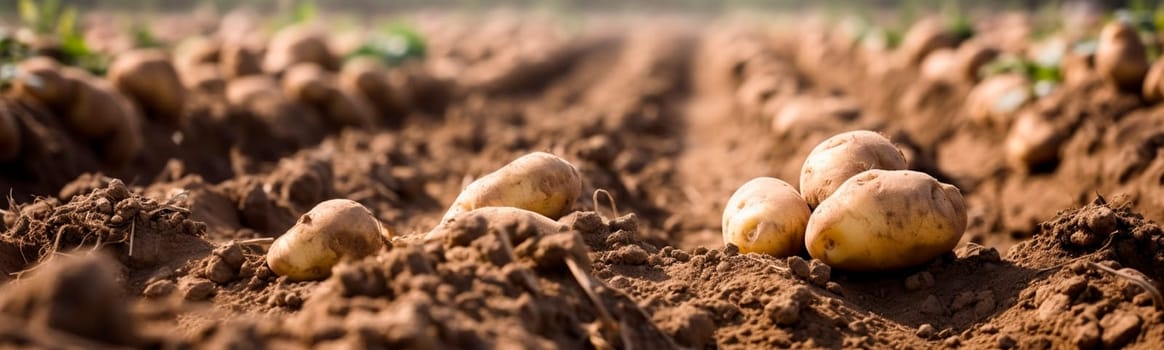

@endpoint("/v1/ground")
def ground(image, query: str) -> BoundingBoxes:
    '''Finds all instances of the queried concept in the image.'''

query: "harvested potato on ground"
[799,130,907,208]
[965,74,1031,125]
[266,199,391,281]
[1143,57,1164,103]
[1005,111,1065,171]
[768,96,859,137]
[180,63,226,94]
[898,18,958,67]
[805,170,967,271]
[0,102,20,161]
[61,68,135,141]
[108,49,186,123]
[174,36,221,68]
[283,63,375,128]
[339,57,410,116]
[1095,21,1149,91]
[920,48,958,82]
[219,40,263,79]
[227,76,282,107]
[104,95,145,166]
[955,42,1000,83]
[442,152,582,224]
[11,57,75,106]
[722,177,811,256]
[264,25,336,74]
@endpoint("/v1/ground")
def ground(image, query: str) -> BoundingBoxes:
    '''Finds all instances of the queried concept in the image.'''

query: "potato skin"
[799,130,907,208]
[1095,21,1149,91]
[61,68,131,140]
[722,177,810,256]
[266,199,390,281]
[108,49,186,123]
[442,152,582,224]
[339,57,409,116]
[263,25,336,74]
[805,170,967,271]
[898,18,958,67]
[12,57,75,106]
[1143,57,1164,103]
[965,74,1030,125]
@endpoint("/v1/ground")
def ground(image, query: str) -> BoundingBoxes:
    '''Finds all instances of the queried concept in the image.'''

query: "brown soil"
[1,12,1164,349]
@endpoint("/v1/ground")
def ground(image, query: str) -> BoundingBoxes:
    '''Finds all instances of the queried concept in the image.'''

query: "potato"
[263,25,336,74]
[11,57,75,106]
[722,177,810,256]
[799,130,907,208]
[1143,57,1164,103]
[955,42,999,83]
[180,63,226,94]
[283,63,375,128]
[339,57,410,116]
[0,102,21,161]
[60,68,133,140]
[1095,21,1149,91]
[104,95,144,166]
[898,18,958,67]
[108,49,186,123]
[227,76,282,107]
[219,40,263,79]
[282,63,334,106]
[768,96,858,137]
[442,152,582,224]
[965,74,1031,125]
[920,48,958,82]
[266,199,391,281]
[174,36,221,69]
[1005,111,1065,171]
[805,170,967,271]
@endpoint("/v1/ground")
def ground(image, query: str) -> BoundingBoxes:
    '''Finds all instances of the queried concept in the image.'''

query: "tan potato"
[1095,21,1149,91]
[442,152,582,224]
[339,57,409,116]
[955,42,999,83]
[174,36,221,68]
[219,40,263,79]
[180,63,226,94]
[799,130,908,208]
[920,48,959,82]
[0,102,21,161]
[282,63,334,105]
[722,177,810,256]
[11,57,75,106]
[898,18,958,67]
[108,49,186,123]
[59,68,132,140]
[1005,111,1065,171]
[1143,57,1164,103]
[966,74,1031,125]
[227,76,283,107]
[263,25,336,74]
[266,199,391,281]
[805,170,967,271]
[104,95,144,166]
[283,63,374,128]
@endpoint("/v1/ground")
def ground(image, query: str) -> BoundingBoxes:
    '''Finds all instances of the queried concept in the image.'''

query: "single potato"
[722,177,811,256]
[1005,111,1065,172]
[1143,57,1164,103]
[442,152,582,224]
[1095,21,1149,91]
[0,101,21,161]
[264,25,336,74]
[799,130,907,208]
[805,170,967,271]
[266,199,391,281]
[965,74,1031,125]
[12,57,75,106]
[108,49,186,123]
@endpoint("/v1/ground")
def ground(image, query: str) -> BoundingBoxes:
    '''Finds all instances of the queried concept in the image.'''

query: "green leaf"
[347,23,427,67]
[56,6,78,38]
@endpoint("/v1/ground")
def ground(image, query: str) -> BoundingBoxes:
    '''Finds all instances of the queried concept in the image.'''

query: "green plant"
[346,23,427,67]
[16,0,108,75]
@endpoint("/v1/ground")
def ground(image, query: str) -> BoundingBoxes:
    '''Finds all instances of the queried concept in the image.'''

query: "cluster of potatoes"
[722,130,968,271]
[265,133,965,281]
[1,23,417,165]
[266,151,582,281]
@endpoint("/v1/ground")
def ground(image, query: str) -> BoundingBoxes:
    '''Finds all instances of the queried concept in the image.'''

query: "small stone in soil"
[787,256,810,279]
[766,299,801,326]
[808,260,831,286]
[182,279,216,301]
[904,271,935,291]
[143,280,177,298]
[1071,320,1100,350]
